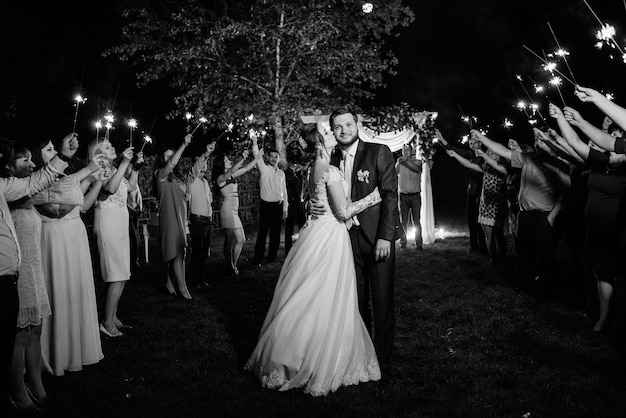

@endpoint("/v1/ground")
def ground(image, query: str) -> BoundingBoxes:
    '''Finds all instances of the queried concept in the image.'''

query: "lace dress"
[10,201,51,328]
[245,165,381,396]
[94,174,131,282]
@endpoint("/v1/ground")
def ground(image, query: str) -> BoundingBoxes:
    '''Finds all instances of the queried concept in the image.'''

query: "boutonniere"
[356,169,370,183]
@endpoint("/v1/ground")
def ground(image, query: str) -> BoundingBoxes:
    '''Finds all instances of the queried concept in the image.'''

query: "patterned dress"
[478,166,508,227]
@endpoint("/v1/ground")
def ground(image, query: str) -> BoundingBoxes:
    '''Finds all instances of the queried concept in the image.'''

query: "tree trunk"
[273,114,287,169]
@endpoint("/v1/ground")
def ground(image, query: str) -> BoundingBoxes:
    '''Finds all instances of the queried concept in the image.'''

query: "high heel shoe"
[100,323,123,338]
[25,384,49,408]
[9,395,42,413]
[177,287,192,300]
[164,280,177,296]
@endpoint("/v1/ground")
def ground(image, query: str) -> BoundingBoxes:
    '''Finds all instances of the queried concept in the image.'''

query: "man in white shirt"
[251,136,288,264]
[187,143,215,286]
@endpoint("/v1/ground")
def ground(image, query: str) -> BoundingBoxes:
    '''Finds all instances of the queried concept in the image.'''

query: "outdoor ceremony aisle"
[31,231,626,418]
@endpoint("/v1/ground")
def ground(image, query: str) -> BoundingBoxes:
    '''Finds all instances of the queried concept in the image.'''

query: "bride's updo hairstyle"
[299,123,324,165]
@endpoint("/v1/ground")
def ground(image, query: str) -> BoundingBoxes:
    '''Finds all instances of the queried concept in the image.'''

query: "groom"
[328,107,403,383]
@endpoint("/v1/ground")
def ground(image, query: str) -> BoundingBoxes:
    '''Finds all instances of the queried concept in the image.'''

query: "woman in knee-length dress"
[212,150,261,275]
[245,123,381,396]
[88,138,139,337]
[3,143,52,409]
[29,137,106,376]
[154,134,205,299]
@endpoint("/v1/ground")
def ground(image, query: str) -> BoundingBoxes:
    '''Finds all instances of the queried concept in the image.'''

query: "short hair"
[329,107,359,129]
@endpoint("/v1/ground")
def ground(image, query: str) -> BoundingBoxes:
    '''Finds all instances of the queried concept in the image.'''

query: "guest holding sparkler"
[550,103,626,337]
[0,137,82,412]
[88,138,139,337]
[212,148,262,276]
[154,134,205,299]
[436,130,487,255]
[446,145,508,264]
[28,135,108,376]
[396,142,423,250]
[470,129,564,300]
[187,142,216,286]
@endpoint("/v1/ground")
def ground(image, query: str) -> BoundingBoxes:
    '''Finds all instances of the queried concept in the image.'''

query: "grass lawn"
[29,229,626,418]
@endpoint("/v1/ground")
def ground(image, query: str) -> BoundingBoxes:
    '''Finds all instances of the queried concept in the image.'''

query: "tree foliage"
[107,0,414,157]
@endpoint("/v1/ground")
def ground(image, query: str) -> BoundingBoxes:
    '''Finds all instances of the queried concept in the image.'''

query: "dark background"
[2,0,625,228]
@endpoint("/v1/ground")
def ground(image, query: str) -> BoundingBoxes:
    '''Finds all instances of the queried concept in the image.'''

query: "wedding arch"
[300,110,438,245]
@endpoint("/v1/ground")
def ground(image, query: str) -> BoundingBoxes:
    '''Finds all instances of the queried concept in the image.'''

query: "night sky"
[2,0,626,220]
[2,1,625,141]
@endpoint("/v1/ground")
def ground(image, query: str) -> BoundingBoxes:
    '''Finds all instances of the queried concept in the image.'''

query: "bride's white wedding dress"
[245,165,381,396]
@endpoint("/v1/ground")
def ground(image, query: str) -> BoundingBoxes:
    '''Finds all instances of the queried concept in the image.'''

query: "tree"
[107,0,414,163]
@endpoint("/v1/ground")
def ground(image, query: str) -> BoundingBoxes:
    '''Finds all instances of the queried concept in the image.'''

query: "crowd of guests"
[440,85,626,343]
[4,85,626,409]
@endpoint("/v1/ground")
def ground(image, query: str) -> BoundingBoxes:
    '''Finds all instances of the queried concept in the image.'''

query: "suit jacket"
[331,139,404,244]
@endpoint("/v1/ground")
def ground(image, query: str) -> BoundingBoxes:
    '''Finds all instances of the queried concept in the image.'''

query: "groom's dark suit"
[331,138,403,371]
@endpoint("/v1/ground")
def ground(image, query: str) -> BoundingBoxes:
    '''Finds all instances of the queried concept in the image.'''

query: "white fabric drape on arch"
[300,115,436,244]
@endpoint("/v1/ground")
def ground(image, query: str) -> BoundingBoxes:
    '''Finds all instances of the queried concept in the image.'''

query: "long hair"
[0,139,16,178]
[25,135,53,170]
[299,123,323,166]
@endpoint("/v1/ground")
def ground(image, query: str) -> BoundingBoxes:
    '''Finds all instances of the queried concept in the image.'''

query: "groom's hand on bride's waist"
[307,198,326,220]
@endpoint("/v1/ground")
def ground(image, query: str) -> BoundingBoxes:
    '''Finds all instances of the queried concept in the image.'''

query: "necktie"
[341,152,354,229]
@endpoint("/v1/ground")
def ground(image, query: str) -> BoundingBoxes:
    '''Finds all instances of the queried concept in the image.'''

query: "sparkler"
[191,117,207,135]
[549,76,567,107]
[128,118,138,148]
[584,0,626,62]
[515,75,549,127]
[547,22,578,85]
[185,112,193,133]
[103,111,115,141]
[522,45,575,86]
[139,134,152,153]
[94,120,102,140]
[72,94,87,133]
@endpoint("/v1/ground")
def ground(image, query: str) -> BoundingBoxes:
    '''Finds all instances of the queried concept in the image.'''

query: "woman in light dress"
[212,149,261,276]
[245,123,382,396]
[88,138,139,337]
[29,136,107,376]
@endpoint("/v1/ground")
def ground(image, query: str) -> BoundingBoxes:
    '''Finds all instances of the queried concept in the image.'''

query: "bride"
[245,122,382,396]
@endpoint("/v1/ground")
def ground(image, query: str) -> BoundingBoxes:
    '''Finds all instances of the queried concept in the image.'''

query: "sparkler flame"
[503,118,513,128]
[555,48,570,57]
[247,113,254,121]
[74,95,86,103]
[543,62,557,73]
[199,117,207,123]
[144,135,153,144]
[535,85,544,93]
[128,118,138,129]
[596,24,616,42]
[516,101,526,110]
[94,121,102,129]
[516,74,523,81]
[549,76,562,86]
[185,112,193,120]
[461,135,469,144]
[227,122,234,131]
[529,119,538,125]
[104,112,114,124]
[606,93,615,101]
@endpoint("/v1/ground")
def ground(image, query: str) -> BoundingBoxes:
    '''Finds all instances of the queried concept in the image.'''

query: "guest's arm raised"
[446,149,484,173]
[575,85,626,132]
[563,106,616,152]
[470,130,512,160]
[156,134,191,182]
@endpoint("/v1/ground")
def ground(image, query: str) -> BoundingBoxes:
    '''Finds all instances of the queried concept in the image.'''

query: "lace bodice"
[312,166,349,221]
[96,173,130,209]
